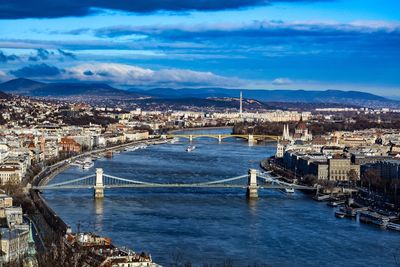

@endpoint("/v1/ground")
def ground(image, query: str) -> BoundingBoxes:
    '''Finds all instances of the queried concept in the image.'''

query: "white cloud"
[0,70,8,80]
[272,77,293,86]
[63,63,244,87]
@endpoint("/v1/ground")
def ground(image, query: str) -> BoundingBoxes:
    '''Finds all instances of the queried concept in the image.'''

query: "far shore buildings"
[282,117,313,142]
[276,117,361,181]
[276,117,314,158]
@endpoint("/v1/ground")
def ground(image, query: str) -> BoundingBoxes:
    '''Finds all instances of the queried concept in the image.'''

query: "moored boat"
[285,188,295,193]
[359,211,390,227]
[387,222,400,232]
[313,194,331,202]
[328,200,345,207]
[335,211,346,218]
[339,206,357,218]
[82,157,94,169]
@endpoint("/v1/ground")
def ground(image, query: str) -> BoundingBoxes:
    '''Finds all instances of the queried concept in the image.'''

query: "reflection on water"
[43,129,400,266]
[94,199,104,232]
[247,199,258,215]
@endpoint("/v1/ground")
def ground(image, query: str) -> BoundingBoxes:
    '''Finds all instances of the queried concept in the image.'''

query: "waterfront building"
[281,117,313,142]
[364,159,400,182]
[276,117,313,158]
[283,150,360,181]
[124,131,149,141]
[328,155,360,181]
[59,137,81,153]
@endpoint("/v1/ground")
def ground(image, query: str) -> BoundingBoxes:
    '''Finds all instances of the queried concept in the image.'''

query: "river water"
[44,128,400,266]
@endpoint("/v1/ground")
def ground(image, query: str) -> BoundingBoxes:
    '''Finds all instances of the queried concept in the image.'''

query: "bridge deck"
[32,169,315,192]
[166,134,279,140]
[33,184,314,190]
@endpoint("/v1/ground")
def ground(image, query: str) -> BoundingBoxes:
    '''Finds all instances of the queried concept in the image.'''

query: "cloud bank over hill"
[8,62,246,88]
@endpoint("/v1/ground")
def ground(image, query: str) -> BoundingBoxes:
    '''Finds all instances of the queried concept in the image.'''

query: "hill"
[0,78,144,99]
[1,78,398,108]
[0,90,9,99]
[129,87,398,108]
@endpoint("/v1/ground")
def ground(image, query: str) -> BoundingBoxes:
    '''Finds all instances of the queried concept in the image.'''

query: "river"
[43,128,400,266]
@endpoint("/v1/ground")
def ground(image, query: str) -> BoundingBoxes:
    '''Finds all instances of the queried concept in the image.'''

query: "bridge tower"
[246,169,258,199]
[94,168,105,199]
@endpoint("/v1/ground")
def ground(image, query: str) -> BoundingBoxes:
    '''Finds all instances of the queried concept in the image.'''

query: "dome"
[295,118,307,131]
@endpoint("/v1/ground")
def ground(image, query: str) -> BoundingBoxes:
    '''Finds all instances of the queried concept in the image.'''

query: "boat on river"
[339,206,357,218]
[284,188,295,193]
[327,200,345,207]
[387,222,400,232]
[335,211,346,218]
[359,211,390,227]
[186,145,196,152]
[75,157,94,169]
[82,158,94,169]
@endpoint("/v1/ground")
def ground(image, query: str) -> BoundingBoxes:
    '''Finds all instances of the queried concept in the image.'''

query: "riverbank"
[41,133,400,266]
[261,156,400,233]
[28,138,166,251]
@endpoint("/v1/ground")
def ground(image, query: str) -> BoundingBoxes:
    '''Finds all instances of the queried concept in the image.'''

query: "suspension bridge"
[32,168,315,199]
[164,134,279,144]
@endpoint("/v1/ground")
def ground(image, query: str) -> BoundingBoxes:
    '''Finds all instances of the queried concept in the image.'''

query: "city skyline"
[0,0,399,98]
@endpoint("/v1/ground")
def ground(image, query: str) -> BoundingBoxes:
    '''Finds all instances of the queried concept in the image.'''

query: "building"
[364,159,400,182]
[276,117,313,158]
[59,137,81,153]
[124,131,149,141]
[0,227,29,262]
[282,117,313,142]
[283,150,360,181]
[0,193,36,264]
[0,166,21,185]
[328,155,360,181]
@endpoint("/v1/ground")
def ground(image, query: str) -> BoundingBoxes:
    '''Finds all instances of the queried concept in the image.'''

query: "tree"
[347,169,359,188]
[303,174,318,186]
[361,169,380,193]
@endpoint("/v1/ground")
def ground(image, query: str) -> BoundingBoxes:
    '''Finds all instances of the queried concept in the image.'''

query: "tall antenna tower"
[239,91,243,117]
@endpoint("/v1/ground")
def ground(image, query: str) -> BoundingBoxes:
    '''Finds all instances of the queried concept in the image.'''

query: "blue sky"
[0,0,399,97]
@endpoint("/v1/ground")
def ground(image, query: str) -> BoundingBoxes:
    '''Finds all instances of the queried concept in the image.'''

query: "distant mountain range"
[0,78,398,108]
[0,78,144,99]
[129,87,398,108]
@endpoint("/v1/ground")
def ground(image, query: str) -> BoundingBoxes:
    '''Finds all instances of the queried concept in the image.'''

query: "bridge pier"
[189,135,193,142]
[248,134,255,145]
[246,169,258,199]
[94,168,105,199]
[218,135,222,143]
